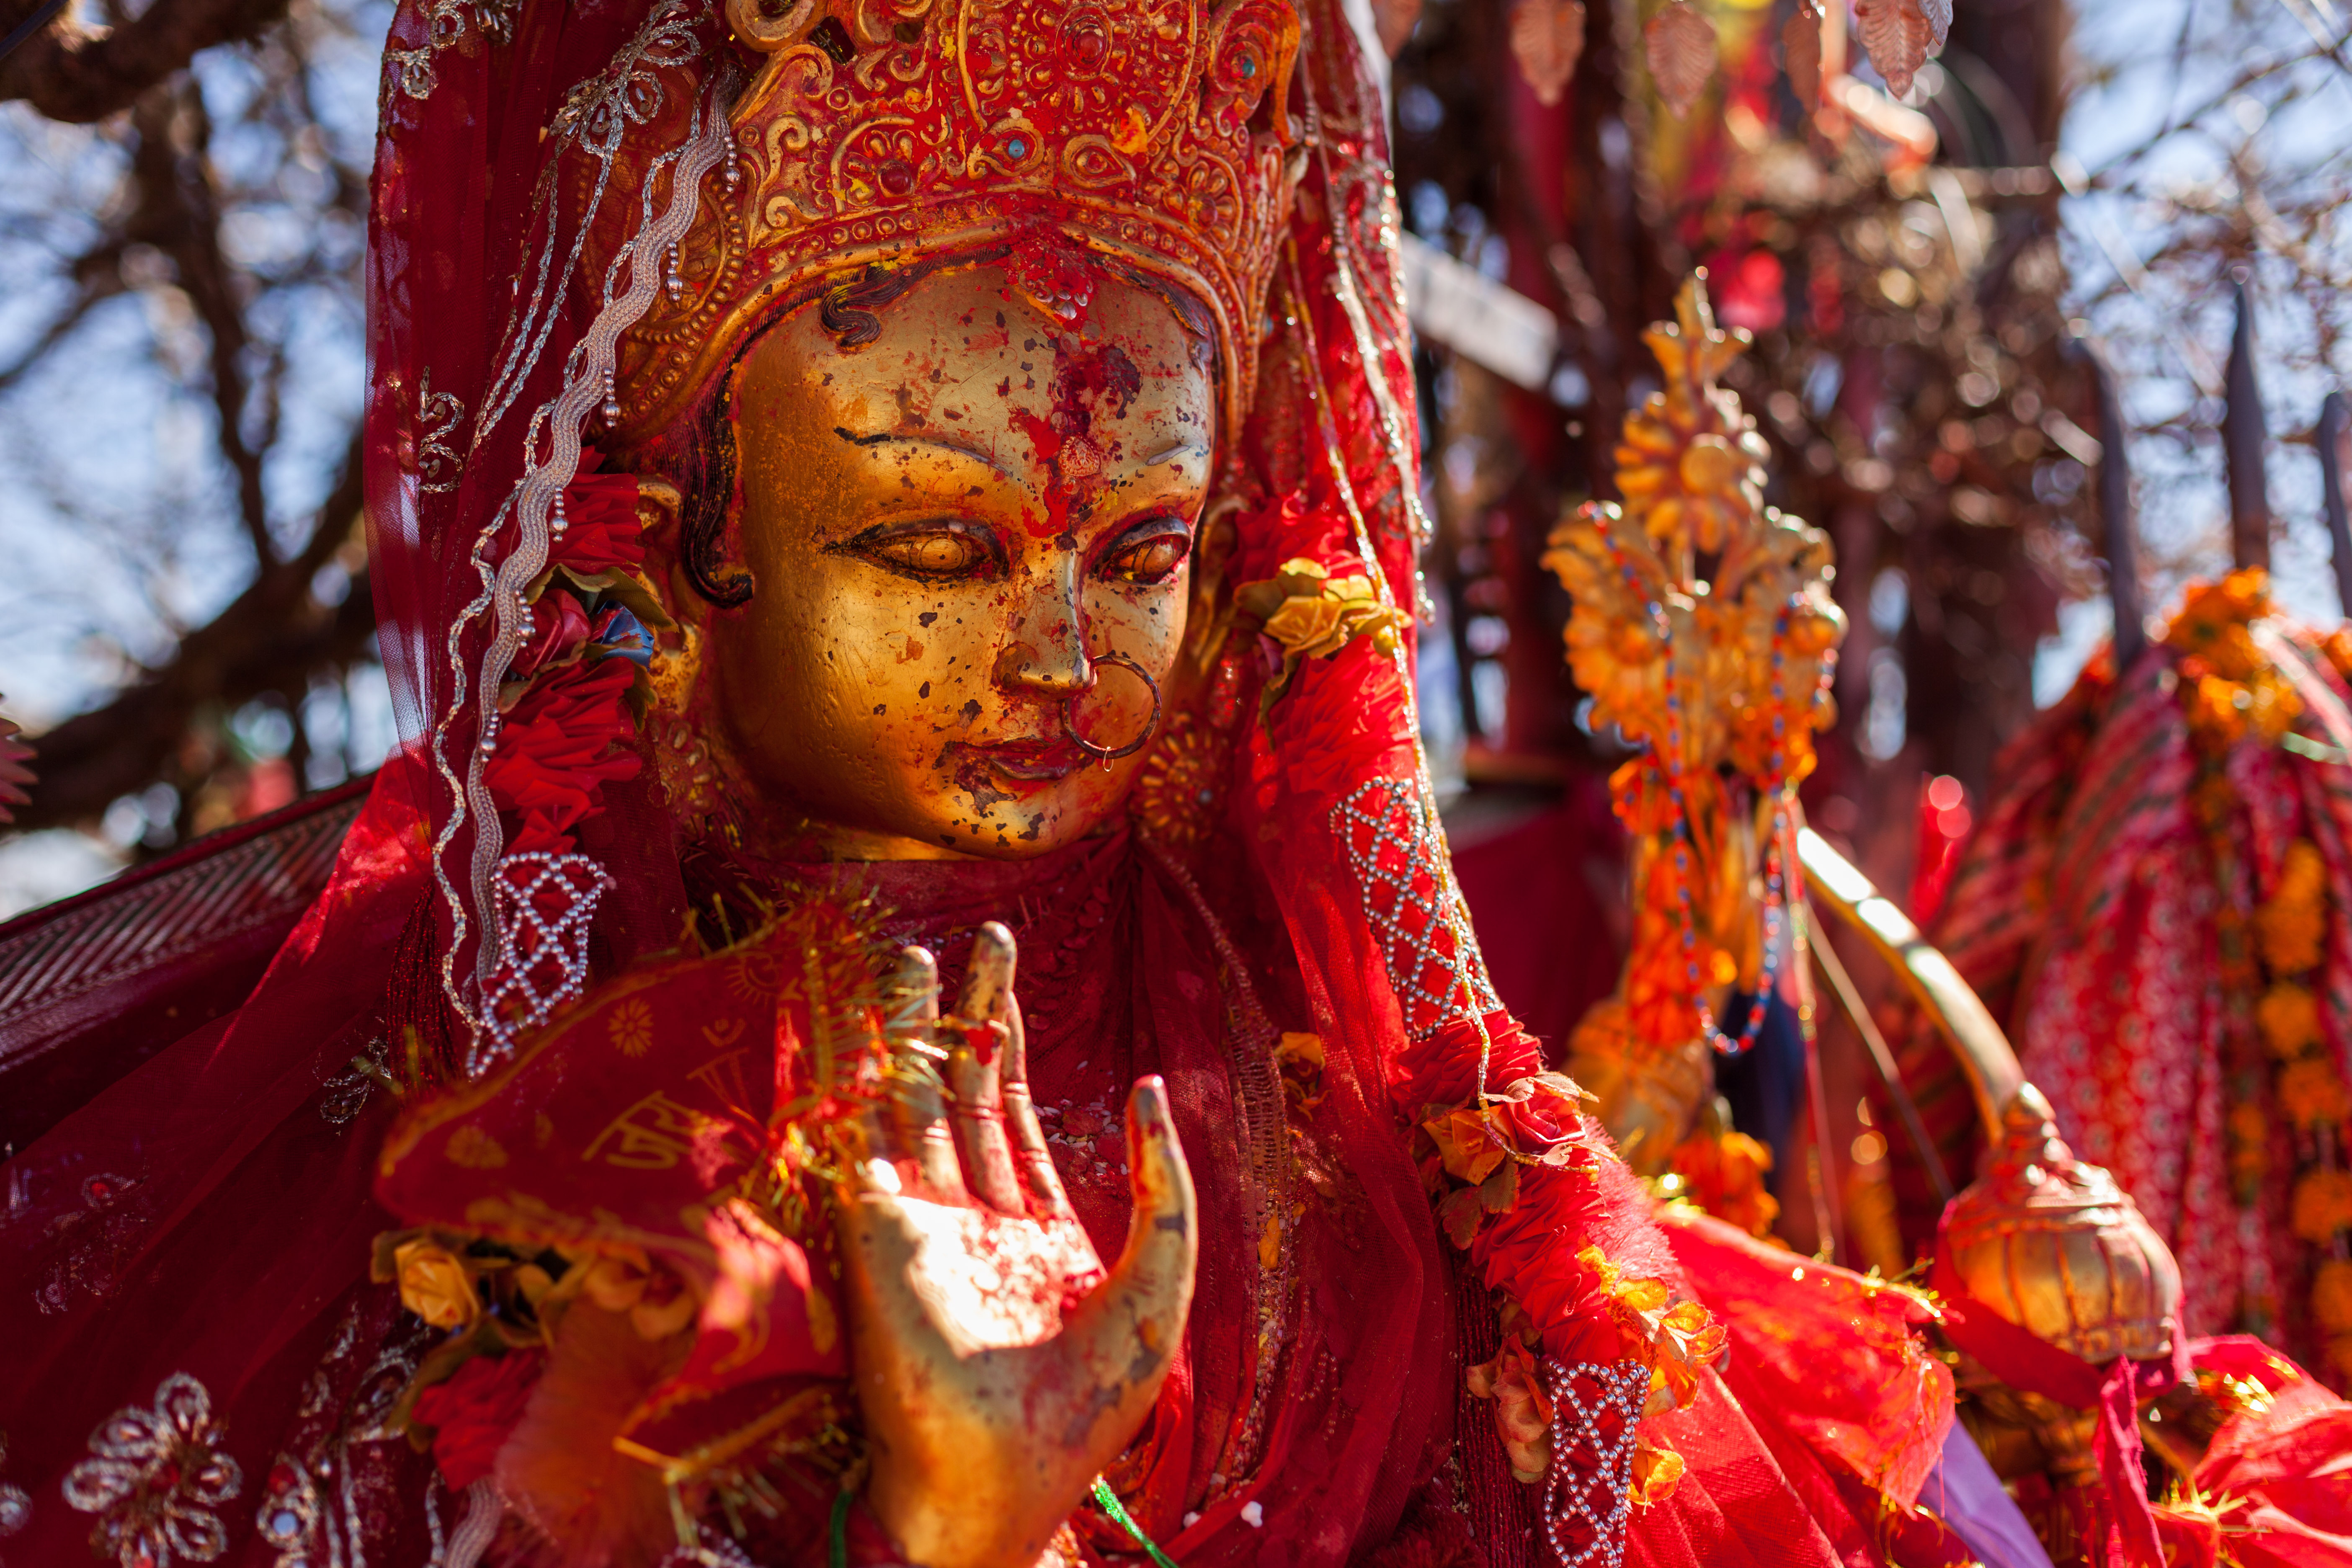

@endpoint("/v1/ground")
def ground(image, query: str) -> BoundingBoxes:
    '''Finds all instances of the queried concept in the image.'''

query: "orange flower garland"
[2162,569,2352,1376]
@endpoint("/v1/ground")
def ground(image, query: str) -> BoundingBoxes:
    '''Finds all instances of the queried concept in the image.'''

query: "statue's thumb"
[1109,1076,1199,1326]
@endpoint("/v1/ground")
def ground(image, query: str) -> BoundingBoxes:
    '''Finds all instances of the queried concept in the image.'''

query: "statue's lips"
[959,738,1087,784]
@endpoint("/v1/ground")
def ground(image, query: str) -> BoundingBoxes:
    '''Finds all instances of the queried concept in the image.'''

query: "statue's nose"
[993,632,1093,697]
[993,561,1093,698]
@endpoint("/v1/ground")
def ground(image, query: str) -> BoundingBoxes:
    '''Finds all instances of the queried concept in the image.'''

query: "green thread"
[830,1481,854,1568]
[1091,1475,1180,1568]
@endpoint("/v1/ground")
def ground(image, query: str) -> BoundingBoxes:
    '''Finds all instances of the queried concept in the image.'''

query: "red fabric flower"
[485,655,642,855]
[1474,1164,1636,1365]
[412,1349,544,1492]
[512,591,591,683]
[549,449,644,578]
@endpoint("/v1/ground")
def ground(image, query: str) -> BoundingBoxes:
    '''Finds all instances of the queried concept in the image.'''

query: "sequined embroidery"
[0,1430,31,1541]
[414,371,467,494]
[320,1035,392,1127]
[62,1374,245,1568]
[384,0,520,101]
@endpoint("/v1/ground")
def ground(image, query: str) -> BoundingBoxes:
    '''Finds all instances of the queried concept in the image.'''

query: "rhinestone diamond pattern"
[1540,1358,1647,1568]
[1331,778,1502,1040]
[475,850,614,1073]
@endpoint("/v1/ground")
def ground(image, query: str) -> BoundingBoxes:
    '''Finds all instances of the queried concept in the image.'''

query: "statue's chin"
[716,785,1130,864]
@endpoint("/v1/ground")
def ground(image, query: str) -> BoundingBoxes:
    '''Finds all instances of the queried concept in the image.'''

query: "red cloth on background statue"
[1886,610,2352,1380]
[0,1,1958,1565]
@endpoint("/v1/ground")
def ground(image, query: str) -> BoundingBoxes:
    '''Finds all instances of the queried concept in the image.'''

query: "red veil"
[0,4,1945,1566]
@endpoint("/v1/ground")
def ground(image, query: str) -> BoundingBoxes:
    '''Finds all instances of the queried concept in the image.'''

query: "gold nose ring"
[1061,650,1162,765]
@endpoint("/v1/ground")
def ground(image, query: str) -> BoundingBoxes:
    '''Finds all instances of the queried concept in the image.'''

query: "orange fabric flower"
[1466,1334,1555,1483]
[1576,1243,1727,1415]
[393,1237,482,1331]
[1236,556,1411,721]
[1426,1105,1513,1187]
[1630,1439,1687,1505]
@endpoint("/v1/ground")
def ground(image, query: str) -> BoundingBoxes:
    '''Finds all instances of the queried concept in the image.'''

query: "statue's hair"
[818,254,962,348]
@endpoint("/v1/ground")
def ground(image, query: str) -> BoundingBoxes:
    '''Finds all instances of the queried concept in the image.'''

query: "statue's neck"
[679,823,1134,957]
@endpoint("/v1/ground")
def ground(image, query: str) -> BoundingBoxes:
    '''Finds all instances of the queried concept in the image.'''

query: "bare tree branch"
[0,0,292,124]
[0,264,124,394]
[121,84,278,567]
[8,426,371,831]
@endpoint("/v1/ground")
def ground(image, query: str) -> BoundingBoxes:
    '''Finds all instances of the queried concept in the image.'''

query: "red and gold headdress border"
[609,0,1304,445]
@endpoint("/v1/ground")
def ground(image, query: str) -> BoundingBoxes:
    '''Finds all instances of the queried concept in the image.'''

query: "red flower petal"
[412,1350,544,1492]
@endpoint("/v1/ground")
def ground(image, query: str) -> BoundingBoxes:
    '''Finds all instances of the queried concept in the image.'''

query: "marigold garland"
[1663,1124,1779,1238]
[2293,1168,2352,1247]
[2164,568,2352,1376]
[1405,1017,1725,1502]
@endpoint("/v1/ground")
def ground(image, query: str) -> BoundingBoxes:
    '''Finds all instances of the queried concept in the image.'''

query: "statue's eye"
[852,523,1000,579]
[1101,526,1191,586]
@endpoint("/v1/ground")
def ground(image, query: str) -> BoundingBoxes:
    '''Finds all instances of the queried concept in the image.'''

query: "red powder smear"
[1009,338,1143,538]
[1008,408,1070,539]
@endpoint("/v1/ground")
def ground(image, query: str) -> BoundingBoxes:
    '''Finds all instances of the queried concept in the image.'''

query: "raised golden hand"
[838,923,1198,1568]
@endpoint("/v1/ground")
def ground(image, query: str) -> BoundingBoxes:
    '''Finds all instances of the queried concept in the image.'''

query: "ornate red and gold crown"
[613,0,1305,442]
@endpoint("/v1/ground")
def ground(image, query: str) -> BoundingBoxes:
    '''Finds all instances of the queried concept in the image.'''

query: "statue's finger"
[884,945,964,1201]
[946,923,1025,1215]
[997,990,1074,1222]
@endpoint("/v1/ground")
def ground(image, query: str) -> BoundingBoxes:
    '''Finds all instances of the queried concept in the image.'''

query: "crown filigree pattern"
[614,0,1303,440]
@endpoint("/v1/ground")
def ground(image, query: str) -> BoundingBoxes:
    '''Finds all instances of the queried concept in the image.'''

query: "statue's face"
[696,260,1213,859]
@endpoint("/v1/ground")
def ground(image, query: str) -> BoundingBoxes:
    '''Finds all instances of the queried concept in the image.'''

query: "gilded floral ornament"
[1543,279,1843,789]
[1130,707,1229,857]
[611,0,1305,449]
[62,1374,245,1568]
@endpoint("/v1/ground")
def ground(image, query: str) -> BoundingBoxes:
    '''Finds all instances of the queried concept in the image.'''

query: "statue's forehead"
[735,267,1213,469]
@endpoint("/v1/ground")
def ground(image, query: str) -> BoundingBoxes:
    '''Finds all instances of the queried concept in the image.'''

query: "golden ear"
[632,476,689,622]
[726,0,817,52]
[636,477,684,524]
